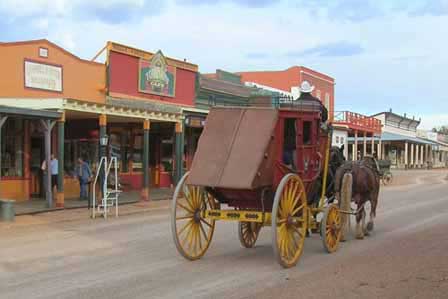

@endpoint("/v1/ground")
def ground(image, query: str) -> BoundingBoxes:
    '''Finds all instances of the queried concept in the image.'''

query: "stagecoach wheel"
[171,172,217,261]
[383,171,393,185]
[238,222,262,248]
[272,174,308,268]
[321,204,342,253]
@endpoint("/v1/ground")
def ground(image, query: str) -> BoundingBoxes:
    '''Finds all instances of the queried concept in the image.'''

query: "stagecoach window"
[283,118,296,167]
[303,121,312,145]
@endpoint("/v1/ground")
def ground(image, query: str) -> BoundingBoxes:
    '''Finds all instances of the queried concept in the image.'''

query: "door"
[30,137,44,197]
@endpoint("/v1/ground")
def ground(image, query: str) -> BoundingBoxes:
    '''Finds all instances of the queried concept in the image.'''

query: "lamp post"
[99,133,109,199]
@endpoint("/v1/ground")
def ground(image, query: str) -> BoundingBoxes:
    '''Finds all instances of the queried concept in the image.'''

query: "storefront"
[104,42,199,196]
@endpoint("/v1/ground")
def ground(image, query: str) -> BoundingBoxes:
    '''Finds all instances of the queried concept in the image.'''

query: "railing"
[333,111,382,133]
[91,156,120,219]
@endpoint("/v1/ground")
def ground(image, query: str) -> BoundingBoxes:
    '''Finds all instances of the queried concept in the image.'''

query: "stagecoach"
[170,99,346,268]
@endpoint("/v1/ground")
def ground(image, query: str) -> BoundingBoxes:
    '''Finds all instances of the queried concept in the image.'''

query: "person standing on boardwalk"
[76,157,92,200]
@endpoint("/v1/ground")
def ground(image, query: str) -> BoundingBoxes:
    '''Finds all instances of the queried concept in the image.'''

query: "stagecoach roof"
[186,107,278,189]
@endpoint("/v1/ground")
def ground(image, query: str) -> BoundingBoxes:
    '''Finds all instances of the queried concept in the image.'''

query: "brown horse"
[335,156,380,239]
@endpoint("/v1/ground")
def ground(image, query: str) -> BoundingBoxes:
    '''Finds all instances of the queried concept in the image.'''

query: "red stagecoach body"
[186,105,329,210]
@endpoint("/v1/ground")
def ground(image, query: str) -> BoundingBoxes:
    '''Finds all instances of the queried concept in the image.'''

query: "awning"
[348,131,439,148]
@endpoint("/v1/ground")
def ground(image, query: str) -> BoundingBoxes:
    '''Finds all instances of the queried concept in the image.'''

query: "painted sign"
[24,60,62,92]
[139,51,176,97]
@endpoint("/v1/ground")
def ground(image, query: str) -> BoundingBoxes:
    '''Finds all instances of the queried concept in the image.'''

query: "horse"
[307,145,346,207]
[334,155,380,239]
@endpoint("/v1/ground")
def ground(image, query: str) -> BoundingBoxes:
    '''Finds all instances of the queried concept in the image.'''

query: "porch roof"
[0,105,61,119]
[348,132,438,146]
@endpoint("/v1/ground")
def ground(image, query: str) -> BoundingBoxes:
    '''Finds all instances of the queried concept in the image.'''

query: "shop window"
[161,137,174,172]
[64,141,75,175]
[132,134,143,171]
[1,119,24,177]
[110,133,122,171]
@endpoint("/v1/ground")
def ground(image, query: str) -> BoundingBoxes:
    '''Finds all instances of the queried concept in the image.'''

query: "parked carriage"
[377,159,393,185]
[171,99,344,268]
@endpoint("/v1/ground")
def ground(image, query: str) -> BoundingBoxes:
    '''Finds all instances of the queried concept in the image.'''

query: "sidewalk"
[14,188,173,215]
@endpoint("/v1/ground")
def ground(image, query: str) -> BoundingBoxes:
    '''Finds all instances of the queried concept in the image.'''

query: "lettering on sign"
[24,60,62,92]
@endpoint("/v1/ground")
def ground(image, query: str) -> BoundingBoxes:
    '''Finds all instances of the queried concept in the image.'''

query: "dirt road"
[0,170,447,299]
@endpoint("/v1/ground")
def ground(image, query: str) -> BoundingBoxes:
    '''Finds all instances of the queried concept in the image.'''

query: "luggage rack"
[208,95,324,112]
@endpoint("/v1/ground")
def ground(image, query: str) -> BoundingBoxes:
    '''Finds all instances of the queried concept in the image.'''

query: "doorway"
[30,137,44,198]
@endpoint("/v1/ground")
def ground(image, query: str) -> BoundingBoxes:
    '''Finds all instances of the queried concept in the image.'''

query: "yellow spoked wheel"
[321,204,342,253]
[238,222,262,248]
[171,172,217,260]
[272,174,308,268]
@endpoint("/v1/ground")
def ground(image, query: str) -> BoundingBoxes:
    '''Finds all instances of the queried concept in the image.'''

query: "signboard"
[185,116,205,128]
[24,60,62,92]
[139,51,176,97]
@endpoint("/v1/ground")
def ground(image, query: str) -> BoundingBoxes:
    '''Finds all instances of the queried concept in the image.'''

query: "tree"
[432,125,448,135]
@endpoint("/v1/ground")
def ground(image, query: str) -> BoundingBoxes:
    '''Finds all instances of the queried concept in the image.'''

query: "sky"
[1,0,447,129]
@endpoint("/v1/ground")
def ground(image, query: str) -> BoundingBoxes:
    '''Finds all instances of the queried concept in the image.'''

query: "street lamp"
[100,134,109,147]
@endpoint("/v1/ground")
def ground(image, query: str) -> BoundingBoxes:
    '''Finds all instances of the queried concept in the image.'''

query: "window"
[340,137,344,144]
[325,93,330,110]
[39,47,48,58]
[336,136,340,144]
[282,118,296,167]
[1,119,24,177]
[303,121,312,145]
[132,134,143,171]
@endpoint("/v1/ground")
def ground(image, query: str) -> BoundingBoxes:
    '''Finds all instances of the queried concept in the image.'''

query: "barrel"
[0,199,15,222]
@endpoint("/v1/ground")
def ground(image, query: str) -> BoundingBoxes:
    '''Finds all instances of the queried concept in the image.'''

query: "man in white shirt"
[42,154,59,192]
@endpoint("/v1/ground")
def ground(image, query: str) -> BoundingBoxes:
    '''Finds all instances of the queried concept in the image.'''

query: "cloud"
[412,0,448,16]
[288,42,364,58]
[177,0,277,8]
[246,52,270,59]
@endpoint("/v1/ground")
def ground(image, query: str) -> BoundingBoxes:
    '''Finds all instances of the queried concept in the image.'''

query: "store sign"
[139,50,176,97]
[24,60,62,92]
[185,116,205,128]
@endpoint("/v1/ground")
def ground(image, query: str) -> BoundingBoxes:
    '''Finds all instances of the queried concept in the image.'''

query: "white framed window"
[336,136,340,143]
[39,47,48,58]
[340,137,344,144]
[325,93,330,110]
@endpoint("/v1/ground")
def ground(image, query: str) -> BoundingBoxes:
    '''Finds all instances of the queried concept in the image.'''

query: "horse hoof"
[366,222,374,232]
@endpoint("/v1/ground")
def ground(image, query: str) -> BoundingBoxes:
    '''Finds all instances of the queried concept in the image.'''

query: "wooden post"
[404,142,408,169]
[0,116,8,197]
[371,134,375,155]
[174,122,184,184]
[363,131,367,157]
[41,119,56,207]
[56,112,65,207]
[141,119,150,201]
[353,130,358,161]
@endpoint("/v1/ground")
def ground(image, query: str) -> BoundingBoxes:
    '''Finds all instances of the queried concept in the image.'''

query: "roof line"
[0,39,104,66]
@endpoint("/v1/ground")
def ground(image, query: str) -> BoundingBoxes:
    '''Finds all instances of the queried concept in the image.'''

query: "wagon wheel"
[382,171,393,185]
[321,204,342,253]
[339,173,352,242]
[238,222,262,248]
[272,174,308,268]
[171,172,217,261]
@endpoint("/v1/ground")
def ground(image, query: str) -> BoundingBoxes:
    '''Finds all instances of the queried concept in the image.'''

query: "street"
[1,170,447,299]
